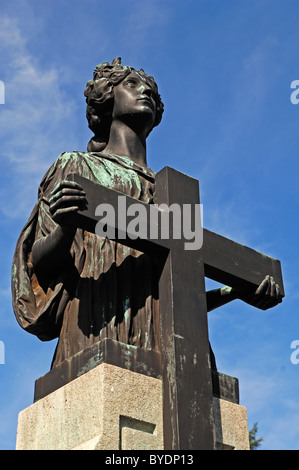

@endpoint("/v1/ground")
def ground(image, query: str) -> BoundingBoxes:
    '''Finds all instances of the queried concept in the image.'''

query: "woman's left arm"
[206,275,282,312]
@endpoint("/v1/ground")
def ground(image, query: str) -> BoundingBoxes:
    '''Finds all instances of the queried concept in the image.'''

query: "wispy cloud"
[239,370,299,449]
[194,35,282,254]
[0,15,79,218]
[123,0,171,59]
[205,35,278,166]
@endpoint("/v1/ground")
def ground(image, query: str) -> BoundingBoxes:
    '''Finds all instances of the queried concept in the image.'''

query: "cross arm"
[203,228,285,298]
[66,172,284,299]
[65,167,284,450]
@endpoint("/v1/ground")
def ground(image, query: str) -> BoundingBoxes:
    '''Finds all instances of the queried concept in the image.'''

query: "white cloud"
[0,15,24,49]
[0,15,79,218]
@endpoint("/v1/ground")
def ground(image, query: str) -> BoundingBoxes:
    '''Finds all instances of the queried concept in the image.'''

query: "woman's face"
[112,71,157,133]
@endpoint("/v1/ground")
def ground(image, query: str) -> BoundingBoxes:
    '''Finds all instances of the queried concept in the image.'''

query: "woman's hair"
[84,57,164,152]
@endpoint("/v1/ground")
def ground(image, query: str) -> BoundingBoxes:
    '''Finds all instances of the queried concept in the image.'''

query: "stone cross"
[66,166,284,450]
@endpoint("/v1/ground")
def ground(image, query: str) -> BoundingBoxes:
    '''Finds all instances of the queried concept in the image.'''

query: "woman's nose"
[140,83,152,96]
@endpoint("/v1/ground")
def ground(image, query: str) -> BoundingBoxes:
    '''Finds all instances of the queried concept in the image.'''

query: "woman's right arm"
[32,180,87,283]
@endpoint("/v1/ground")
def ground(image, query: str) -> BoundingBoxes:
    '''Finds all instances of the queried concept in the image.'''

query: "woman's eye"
[125,79,137,86]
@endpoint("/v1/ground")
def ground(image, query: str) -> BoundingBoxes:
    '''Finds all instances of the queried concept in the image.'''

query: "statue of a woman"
[11,58,281,370]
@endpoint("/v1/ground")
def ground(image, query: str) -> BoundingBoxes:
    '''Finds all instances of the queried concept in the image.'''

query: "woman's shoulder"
[45,151,96,179]
[38,151,88,196]
[39,150,155,197]
[54,151,89,169]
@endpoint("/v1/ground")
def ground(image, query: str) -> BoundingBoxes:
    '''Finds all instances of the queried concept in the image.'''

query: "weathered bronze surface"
[61,168,284,449]
[34,338,162,402]
[11,58,284,450]
[12,59,164,368]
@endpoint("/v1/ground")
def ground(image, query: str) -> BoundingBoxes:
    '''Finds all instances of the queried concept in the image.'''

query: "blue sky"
[0,0,298,450]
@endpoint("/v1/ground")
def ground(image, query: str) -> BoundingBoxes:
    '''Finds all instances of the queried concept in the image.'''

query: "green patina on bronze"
[11,146,158,366]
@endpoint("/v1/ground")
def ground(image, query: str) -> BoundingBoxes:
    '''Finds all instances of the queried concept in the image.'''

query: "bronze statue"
[11,58,282,370]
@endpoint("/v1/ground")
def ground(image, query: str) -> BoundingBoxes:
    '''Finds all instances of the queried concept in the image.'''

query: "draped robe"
[11,151,160,368]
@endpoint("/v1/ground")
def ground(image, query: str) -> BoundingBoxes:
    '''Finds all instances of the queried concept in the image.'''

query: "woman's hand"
[33,180,88,283]
[234,275,282,310]
[48,180,88,225]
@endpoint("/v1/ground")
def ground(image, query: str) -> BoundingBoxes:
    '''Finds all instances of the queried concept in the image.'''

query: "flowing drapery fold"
[12,151,159,368]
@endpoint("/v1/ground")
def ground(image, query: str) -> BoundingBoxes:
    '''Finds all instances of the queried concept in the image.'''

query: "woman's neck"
[104,120,147,166]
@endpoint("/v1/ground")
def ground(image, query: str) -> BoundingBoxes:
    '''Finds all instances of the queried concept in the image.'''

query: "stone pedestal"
[16,363,164,450]
[16,360,249,450]
[214,397,250,450]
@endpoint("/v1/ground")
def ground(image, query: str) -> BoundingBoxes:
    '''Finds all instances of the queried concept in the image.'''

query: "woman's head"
[84,57,164,152]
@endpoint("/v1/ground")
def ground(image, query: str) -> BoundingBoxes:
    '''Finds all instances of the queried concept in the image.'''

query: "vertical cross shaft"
[66,168,283,450]
[155,167,215,450]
